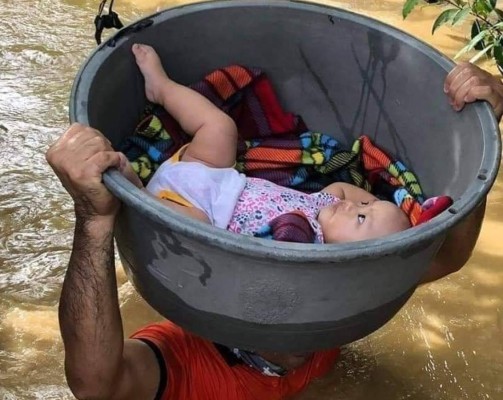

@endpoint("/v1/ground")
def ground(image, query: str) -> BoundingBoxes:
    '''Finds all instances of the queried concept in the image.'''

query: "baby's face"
[318,199,411,243]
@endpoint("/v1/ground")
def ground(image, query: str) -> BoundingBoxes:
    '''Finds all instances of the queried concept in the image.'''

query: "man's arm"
[60,216,160,400]
[47,124,161,400]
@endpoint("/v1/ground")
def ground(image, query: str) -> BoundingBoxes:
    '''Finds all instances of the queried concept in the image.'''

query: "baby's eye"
[358,214,366,224]
[360,201,369,206]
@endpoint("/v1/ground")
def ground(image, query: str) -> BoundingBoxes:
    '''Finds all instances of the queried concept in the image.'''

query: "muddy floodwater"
[0,0,502,399]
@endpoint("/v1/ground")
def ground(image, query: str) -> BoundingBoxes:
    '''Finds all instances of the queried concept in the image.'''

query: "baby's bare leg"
[132,44,237,168]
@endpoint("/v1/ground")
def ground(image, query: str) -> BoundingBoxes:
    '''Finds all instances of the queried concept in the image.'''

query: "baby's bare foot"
[132,43,170,104]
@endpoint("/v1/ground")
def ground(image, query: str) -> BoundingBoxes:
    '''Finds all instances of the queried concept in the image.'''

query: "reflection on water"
[0,0,501,399]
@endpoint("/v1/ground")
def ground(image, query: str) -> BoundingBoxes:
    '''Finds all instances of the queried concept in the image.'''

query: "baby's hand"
[444,62,503,121]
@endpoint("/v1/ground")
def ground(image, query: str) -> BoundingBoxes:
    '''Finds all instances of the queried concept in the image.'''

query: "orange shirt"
[131,321,340,400]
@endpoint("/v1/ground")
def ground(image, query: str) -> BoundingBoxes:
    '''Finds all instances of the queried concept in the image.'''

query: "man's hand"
[46,123,127,220]
[444,61,503,121]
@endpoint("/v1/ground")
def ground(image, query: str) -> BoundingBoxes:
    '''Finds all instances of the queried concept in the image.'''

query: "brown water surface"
[0,0,502,399]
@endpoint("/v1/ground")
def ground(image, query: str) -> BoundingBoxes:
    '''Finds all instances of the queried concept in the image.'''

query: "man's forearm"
[59,215,123,398]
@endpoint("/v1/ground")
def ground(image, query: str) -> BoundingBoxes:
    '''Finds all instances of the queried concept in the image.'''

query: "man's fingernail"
[443,86,449,93]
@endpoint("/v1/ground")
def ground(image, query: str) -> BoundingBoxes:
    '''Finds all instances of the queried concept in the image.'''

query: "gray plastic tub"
[70,0,500,352]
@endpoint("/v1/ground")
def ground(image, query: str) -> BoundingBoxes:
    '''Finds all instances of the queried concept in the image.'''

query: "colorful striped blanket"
[121,65,452,242]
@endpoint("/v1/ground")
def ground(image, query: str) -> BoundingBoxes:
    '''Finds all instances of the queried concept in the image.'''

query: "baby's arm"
[322,182,377,203]
[444,61,503,120]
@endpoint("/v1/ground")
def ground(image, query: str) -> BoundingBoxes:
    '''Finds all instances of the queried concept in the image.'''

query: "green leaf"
[494,45,503,69]
[452,7,471,26]
[403,0,420,19]
[484,34,495,57]
[432,8,459,34]
[454,28,489,59]
[471,20,486,50]
[472,0,494,16]
[469,43,495,63]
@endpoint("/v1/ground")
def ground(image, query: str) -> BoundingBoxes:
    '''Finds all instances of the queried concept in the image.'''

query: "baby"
[126,44,411,243]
